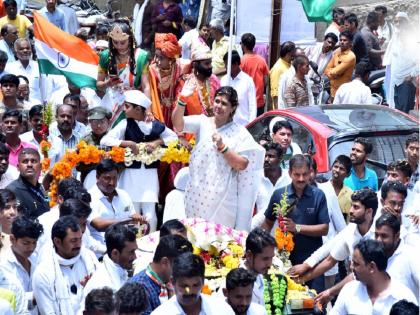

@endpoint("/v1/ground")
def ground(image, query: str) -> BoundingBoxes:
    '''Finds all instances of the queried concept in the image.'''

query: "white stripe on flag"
[34,39,98,79]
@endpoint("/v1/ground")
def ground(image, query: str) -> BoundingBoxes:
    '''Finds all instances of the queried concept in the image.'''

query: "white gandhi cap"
[123,90,152,109]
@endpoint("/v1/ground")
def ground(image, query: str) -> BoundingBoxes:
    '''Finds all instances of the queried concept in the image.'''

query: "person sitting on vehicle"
[324,30,356,102]
[333,62,373,104]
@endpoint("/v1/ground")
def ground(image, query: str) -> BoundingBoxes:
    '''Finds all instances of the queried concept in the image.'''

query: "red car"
[247,105,418,183]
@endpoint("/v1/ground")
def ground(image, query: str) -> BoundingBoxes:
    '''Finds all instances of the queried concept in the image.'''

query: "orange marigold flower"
[41,158,50,173]
[108,146,125,163]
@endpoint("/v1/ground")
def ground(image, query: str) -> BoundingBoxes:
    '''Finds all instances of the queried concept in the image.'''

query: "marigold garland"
[48,141,128,207]
[161,139,195,164]
[273,185,295,254]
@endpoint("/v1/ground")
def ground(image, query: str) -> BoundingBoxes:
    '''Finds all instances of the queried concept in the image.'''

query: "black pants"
[394,81,416,113]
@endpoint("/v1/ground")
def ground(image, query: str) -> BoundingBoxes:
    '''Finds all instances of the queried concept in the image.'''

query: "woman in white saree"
[172,86,264,231]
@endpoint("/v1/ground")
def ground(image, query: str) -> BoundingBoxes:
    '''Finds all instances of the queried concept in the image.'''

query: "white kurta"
[183,115,264,231]
[100,119,177,203]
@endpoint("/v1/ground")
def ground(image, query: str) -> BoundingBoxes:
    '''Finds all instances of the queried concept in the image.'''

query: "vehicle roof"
[285,105,418,133]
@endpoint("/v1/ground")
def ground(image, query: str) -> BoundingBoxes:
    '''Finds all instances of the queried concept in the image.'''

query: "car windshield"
[291,105,417,131]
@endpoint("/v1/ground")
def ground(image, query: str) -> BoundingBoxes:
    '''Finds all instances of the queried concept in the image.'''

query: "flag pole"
[226,0,236,86]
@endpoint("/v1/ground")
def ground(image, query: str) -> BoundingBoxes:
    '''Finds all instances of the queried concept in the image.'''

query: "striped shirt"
[284,76,310,107]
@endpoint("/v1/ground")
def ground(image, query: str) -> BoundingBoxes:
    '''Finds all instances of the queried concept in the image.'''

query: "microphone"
[309,61,320,77]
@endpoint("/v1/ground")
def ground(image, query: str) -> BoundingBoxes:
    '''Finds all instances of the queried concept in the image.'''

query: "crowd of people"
[0,0,418,314]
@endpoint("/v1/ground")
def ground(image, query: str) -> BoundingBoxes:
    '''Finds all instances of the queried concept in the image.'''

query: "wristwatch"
[295,224,302,234]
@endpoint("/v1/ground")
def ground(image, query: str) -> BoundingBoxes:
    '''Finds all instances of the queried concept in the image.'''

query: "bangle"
[221,146,229,154]
[177,99,186,107]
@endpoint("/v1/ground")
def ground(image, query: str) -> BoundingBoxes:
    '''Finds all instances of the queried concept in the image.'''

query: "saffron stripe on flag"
[35,39,98,89]
[33,11,99,66]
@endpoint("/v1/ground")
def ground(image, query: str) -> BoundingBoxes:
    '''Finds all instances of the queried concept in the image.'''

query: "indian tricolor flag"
[33,11,99,89]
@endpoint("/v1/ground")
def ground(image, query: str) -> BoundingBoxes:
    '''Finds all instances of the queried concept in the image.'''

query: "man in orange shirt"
[240,33,269,116]
[324,30,356,102]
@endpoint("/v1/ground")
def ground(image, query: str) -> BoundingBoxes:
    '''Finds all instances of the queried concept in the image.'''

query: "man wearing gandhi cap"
[100,90,177,232]
[176,44,220,117]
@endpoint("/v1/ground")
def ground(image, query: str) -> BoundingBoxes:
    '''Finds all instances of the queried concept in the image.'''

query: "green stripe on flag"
[38,59,97,89]
[301,0,336,22]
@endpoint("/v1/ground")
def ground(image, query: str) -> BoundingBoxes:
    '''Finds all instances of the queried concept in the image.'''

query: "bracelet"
[221,146,229,154]
[177,99,186,107]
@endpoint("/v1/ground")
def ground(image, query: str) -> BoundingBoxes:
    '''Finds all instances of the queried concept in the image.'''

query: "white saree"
[184,115,264,231]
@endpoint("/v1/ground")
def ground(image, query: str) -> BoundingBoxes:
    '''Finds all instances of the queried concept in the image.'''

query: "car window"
[247,115,315,154]
[322,107,418,131]
[328,134,408,186]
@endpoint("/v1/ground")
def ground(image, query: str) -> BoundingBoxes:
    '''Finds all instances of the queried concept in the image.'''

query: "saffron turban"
[155,33,182,59]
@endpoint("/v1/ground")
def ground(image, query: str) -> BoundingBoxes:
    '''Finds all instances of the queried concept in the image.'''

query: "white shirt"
[163,189,186,223]
[20,131,40,149]
[82,255,128,308]
[2,248,36,312]
[0,299,13,315]
[387,240,419,302]
[246,302,267,315]
[333,79,373,105]
[305,222,375,268]
[88,184,136,244]
[0,266,29,315]
[179,28,200,60]
[5,60,41,103]
[305,42,334,79]
[151,294,235,315]
[221,71,257,126]
[331,280,417,315]
[0,165,19,189]
[318,181,347,276]
[0,39,16,63]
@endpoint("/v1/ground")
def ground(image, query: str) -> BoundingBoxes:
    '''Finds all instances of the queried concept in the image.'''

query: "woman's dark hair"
[226,268,256,291]
[160,219,187,238]
[105,223,137,254]
[0,189,16,210]
[215,86,239,109]
[375,212,400,234]
[380,180,407,200]
[51,215,80,242]
[116,283,148,314]
[351,188,378,216]
[96,159,119,177]
[354,239,387,271]
[108,21,136,76]
[11,216,43,240]
[153,234,193,263]
[59,198,92,219]
[245,227,276,255]
[85,287,116,314]
[172,252,205,281]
